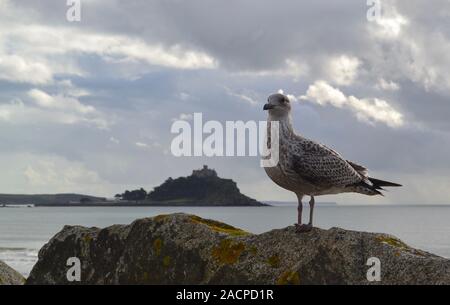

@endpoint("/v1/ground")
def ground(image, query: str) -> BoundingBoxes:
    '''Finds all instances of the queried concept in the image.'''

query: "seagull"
[263,93,401,232]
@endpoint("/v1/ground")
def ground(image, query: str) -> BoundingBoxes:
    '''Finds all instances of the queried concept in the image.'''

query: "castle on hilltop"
[192,165,217,178]
[147,164,265,206]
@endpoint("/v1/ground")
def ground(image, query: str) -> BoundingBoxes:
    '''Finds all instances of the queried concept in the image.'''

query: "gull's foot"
[295,223,313,233]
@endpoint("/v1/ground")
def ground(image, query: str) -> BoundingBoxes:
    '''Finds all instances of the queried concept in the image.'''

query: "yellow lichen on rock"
[83,234,93,244]
[153,238,163,256]
[267,255,281,268]
[211,239,245,265]
[162,256,171,267]
[142,271,150,281]
[189,215,249,236]
[276,270,300,285]
[377,236,427,257]
[377,236,408,248]
[154,214,169,222]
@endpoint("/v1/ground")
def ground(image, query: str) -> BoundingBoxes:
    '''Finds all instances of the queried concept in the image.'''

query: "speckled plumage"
[265,120,375,196]
[262,93,401,230]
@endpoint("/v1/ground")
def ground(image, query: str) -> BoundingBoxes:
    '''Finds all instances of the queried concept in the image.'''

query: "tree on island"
[121,188,147,202]
[80,197,92,203]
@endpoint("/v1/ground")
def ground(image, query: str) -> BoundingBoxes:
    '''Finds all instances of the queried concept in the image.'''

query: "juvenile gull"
[263,93,401,232]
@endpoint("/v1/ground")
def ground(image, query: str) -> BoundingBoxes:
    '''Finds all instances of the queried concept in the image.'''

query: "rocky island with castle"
[145,165,266,206]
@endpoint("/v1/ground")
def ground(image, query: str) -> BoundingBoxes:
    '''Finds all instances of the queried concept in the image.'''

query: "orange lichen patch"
[211,239,246,265]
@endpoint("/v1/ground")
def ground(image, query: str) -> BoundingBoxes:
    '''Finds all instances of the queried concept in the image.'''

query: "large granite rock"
[27,213,450,285]
[0,260,25,285]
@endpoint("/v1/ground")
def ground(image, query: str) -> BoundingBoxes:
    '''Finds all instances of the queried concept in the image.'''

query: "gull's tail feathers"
[349,177,402,196]
[368,177,402,188]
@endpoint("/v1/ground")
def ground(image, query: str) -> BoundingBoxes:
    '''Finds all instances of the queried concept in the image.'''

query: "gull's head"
[263,93,291,118]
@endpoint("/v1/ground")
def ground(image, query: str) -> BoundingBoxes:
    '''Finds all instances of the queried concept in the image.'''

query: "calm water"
[1,205,450,277]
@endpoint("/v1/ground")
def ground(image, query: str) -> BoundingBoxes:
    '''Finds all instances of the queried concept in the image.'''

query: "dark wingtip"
[368,178,402,188]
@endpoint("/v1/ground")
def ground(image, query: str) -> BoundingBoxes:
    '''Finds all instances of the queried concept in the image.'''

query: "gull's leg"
[308,196,315,227]
[295,193,311,233]
[297,194,303,225]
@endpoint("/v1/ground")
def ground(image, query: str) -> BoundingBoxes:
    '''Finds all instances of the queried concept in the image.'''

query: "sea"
[1,204,450,277]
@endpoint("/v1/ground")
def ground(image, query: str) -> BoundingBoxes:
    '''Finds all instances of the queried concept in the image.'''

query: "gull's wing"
[288,139,363,188]
[346,160,369,178]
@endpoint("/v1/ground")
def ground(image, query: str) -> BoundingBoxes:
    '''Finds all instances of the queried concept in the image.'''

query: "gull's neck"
[267,113,296,139]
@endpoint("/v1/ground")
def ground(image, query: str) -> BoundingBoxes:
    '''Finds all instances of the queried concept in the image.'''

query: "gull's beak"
[263,104,275,110]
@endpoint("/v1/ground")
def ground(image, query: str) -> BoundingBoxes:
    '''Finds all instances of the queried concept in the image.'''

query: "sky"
[0,0,449,204]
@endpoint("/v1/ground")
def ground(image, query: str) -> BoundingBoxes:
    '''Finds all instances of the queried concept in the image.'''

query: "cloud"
[369,2,409,39]
[224,87,258,106]
[0,100,109,129]
[0,54,53,84]
[236,59,309,81]
[109,137,120,144]
[56,79,90,97]
[171,113,193,122]
[0,88,109,129]
[178,92,191,101]
[326,55,361,86]
[23,158,113,196]
[300,81,404,128]
[0,1,218,87]
[6,24,217,71]
[376,78,400,91]
[28,89,95,114]
[135,142,149,148]
[135,141,163,151]
[363,1,450,94]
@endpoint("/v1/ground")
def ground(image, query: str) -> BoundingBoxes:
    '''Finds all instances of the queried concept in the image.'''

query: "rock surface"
[27,213,450,285]
[0,260,25,285]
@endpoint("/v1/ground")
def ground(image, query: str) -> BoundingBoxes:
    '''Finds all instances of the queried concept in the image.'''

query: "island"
[143,165,266,206]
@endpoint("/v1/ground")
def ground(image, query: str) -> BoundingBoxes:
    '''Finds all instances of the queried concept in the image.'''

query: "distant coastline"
[0,193,106,206]
[20,201,270,207]
[264,201,337,206]
[0,165,268,207]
